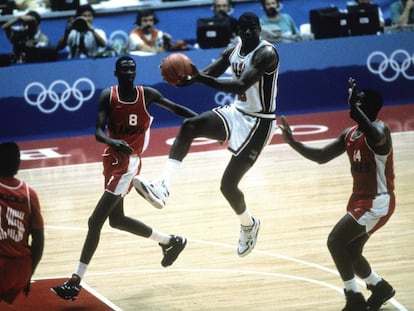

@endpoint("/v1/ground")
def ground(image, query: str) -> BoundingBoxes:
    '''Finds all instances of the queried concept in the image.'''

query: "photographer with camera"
[56,4,107,59]
[1,10,50,63]
[127,9,188,54]
[212,0,238,42]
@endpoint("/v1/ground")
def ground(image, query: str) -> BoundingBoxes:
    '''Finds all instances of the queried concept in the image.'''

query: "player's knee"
[220,181,240,201]
[327,230,347,257]
[220,180,231,197]
[181,118,195,132]
[327,231,339,254]
[180,118,197,136]
[108,217,124,230]
[108,218,118,229]
[88,214,106,232]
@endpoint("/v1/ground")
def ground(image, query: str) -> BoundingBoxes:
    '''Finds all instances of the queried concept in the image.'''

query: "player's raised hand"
[348,77,358,108]
[278,115,293,143]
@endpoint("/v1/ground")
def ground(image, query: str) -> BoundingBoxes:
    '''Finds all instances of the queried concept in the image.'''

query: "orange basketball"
[160,53,193,86]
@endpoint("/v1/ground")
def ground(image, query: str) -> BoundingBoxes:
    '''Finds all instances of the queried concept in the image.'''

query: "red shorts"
[347,192,395,234]
[0,255,31,304]
[102,148,141,196]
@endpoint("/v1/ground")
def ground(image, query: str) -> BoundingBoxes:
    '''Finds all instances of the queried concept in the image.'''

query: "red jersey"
[345,125,395,196]
[0,177,44,258]
[107,85,153,155]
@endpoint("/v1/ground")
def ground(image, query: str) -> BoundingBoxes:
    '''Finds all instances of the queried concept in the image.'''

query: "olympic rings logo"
[214,91,235,106]
[367,49,414,82]
[109,30,129,45]
[24,78,95,114]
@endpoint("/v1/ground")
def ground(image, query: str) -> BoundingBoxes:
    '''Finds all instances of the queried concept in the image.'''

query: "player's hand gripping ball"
[160,53,193,86]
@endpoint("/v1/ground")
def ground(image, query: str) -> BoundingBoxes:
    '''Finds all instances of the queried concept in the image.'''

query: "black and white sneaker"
[133,177,169,209]
[342,289,366,311]
[237,217,260,257]
[160,235,187,267]
[50,274,82,301]
[366,279,395,311]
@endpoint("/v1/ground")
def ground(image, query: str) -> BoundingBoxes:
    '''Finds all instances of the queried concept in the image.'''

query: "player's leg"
[108,199,152,236]
[348,225,395,311]
[220,156,250,215]
[349,193,396,310]
[80,192,122,264]
[223,116,273,257]
[81,153,139,260]
[169,110,226,161]
[348,233,370,278]
[327,214,367,310]
[108,203,187,267]
[133,111,226,209]
[221,156,260,257]
[51,192,121,300]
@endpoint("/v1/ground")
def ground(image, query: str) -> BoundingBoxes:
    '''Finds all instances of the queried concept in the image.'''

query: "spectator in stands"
[347,0,385,27]
[14,0,49,10]
[1,10,51,63]
[258,0,300,43]
[127,9,188,54]
[56,4,107,59]
[212,0,238,42]
[0,1,17,15]
[391,0,414,25]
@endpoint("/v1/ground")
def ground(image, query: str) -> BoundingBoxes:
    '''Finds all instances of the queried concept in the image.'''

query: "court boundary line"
[32,276,123,311]
[44,225,408,311]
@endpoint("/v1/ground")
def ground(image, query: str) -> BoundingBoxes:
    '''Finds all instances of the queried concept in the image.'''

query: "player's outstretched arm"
[278,116,346,164]
[144,86,197,118]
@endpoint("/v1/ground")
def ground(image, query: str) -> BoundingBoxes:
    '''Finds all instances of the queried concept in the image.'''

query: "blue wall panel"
[1,29,413,141]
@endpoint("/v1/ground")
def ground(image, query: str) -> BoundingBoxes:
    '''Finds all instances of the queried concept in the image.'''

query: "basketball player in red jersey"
[278,77,395,311]
[51,56,197,301]
[134,12,279,258]
[0,142,44,305]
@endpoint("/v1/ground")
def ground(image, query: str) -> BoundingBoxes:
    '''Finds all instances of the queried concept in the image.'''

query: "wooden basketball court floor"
[12,107,414,310]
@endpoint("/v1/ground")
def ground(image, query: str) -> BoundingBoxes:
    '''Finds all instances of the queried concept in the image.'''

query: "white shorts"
[213,104,276,157]
[103,148,141,197]
[347,192,395,234]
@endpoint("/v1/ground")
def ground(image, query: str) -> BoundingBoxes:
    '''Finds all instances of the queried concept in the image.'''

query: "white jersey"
[67,28,107,58]
[229,40,279,116]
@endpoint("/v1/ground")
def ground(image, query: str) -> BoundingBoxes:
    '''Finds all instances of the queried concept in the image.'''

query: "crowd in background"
[1,0,413,64]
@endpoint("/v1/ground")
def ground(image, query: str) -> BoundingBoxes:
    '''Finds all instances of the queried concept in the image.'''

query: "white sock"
[150,229,171,245]
[344,278,360,293]
[162,158,181,190]
[363,271,382,286]
[75,262,88,279]
[238,210,254,227]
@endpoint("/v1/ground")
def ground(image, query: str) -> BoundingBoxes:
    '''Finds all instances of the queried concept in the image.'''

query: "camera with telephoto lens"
[10,18,37,45]
[9,19,37,59]
[71,16,89,32]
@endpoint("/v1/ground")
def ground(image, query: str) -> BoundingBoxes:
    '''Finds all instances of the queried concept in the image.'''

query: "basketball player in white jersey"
[134,12,279,257]
[278,78,395,311]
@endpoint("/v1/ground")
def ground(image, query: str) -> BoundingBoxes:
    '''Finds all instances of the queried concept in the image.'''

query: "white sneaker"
[133,177,169,209]
[237,217,260,257]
